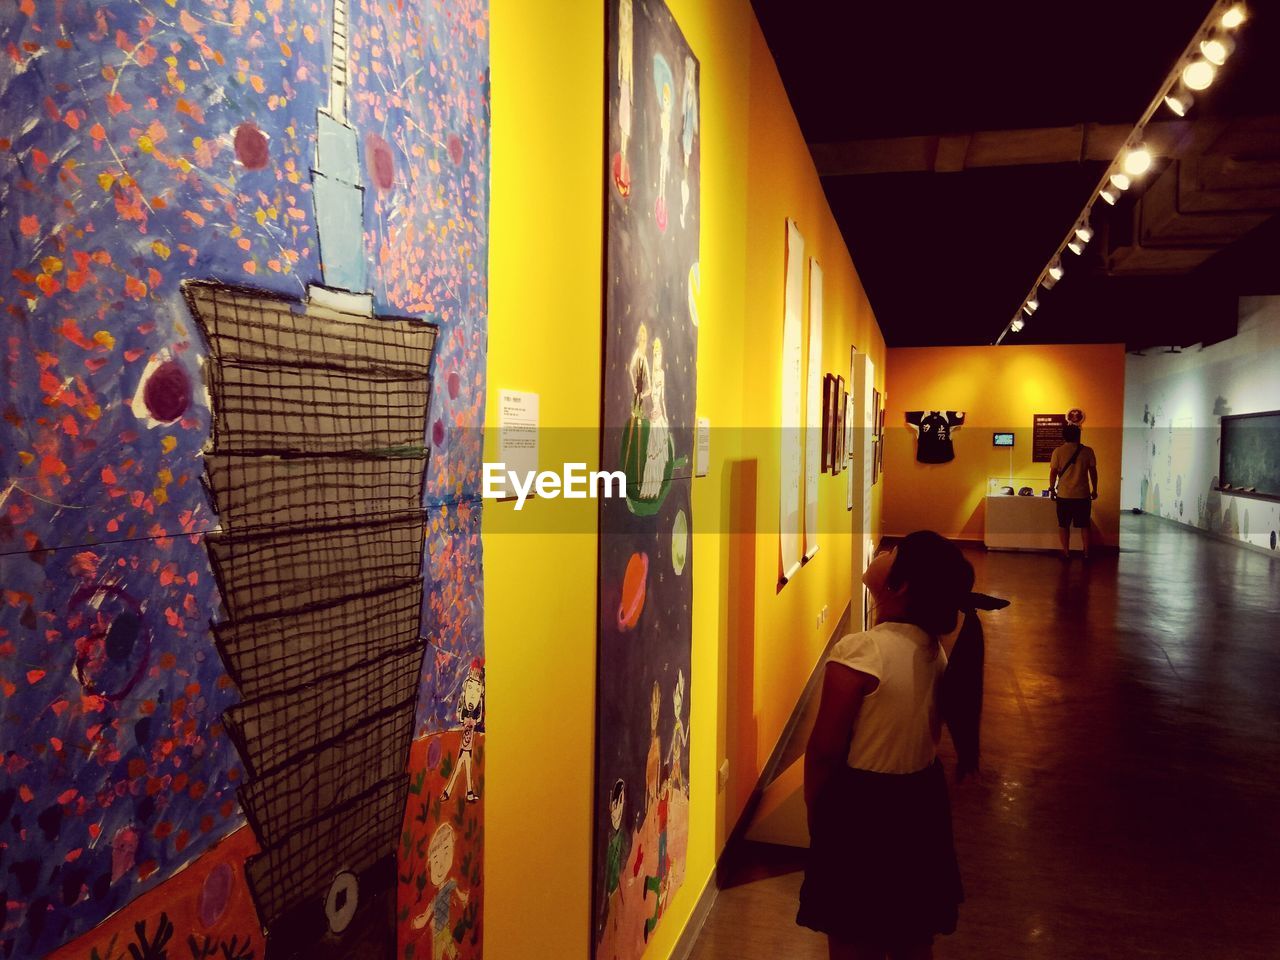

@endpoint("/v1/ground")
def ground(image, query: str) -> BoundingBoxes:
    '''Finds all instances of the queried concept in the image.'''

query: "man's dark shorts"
[1056,497,1091,529]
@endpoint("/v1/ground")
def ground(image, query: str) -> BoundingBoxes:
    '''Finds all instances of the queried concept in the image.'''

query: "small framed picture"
[833,377,847,474]
[822,374,836,472]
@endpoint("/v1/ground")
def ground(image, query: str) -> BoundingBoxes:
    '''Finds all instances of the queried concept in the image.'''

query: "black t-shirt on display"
[905,410,965,463]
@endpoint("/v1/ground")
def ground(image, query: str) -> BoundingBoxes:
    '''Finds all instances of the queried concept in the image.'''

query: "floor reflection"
[693,516,1280,960]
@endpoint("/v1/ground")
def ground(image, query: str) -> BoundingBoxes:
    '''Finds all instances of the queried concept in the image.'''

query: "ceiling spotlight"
[1123,144,1153,177]
[1074,219,1094,244]
[1024,297,1039,316]
[1200,36,1234,66]
[1221,4,1247,29]
[1010,317,1025,333]
[1182,58,1216,91]
[1047,258,1064,282]
[1110,172,1132,191]
[1100,184,1119,205]
[1163,89,1194,116]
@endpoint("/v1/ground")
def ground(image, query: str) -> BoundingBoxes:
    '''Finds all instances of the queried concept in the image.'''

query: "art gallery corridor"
[690,515,1280,960]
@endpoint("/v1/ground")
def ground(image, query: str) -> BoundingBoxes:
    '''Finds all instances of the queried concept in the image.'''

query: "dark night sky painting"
[594,0,699,957]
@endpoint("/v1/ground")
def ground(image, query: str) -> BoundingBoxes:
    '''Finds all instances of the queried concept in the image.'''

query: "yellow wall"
[881,343,1126,544]
[485,0,884,957]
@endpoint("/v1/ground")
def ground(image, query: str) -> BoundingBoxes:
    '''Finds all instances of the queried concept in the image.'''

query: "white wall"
[1122,296,1280,553]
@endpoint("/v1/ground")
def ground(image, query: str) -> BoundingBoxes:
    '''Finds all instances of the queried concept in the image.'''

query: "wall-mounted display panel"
[596,0,699,955]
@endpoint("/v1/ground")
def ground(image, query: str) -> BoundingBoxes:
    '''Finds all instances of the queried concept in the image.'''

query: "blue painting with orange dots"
[0,0,488,957]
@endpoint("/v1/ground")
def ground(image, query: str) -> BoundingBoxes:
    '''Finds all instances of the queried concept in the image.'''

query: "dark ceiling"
[751,0,1280,349]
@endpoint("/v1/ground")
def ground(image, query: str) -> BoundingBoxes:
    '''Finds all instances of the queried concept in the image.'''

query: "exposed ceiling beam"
[810,121,1194,176]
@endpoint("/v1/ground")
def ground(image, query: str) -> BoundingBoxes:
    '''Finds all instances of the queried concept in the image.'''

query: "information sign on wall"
[1033,413,1066,462]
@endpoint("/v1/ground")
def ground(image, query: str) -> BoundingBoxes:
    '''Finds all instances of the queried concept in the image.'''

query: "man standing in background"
[1049,423,1099,560]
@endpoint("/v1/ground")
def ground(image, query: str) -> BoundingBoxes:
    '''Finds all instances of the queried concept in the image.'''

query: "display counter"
[985,479,1059,551]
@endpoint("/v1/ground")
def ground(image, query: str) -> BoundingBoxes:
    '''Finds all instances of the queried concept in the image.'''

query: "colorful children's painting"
[0,0,488,958]
[596,0,699,956]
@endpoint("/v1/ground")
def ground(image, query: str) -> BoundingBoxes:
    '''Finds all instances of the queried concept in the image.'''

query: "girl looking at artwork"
[797,531,974,960]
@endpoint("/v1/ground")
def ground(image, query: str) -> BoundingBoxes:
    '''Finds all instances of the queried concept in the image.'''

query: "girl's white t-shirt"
[828,621,946,774]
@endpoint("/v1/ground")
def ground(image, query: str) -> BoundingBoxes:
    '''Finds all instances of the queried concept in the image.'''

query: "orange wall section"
[484,0,885,957]
[881,343,1126,545]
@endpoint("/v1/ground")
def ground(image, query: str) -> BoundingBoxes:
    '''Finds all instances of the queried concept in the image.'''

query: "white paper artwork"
[854,354,876,573]
[780,219,805,583]
[803,258,823,560]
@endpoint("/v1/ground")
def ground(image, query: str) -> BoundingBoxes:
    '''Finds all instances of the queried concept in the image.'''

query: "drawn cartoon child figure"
[440,661,484,803]
[623,323,652,495]
[599,778,632,936]
[645,679,662,808]
[613,0,634,196]
[679,55,698,227]
[653,53,675,231]
[666,669,689,793]
[640,337,670,500]
[411,822,470,960]
[643,768,671,943]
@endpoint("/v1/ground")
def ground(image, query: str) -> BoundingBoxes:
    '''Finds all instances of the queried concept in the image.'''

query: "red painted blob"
[447,133,464,166]
[142,360,190,423]
[432,417,445,447]
[366,133,395,190]
[447,371,461,400]
[617,552,648,632]
[233,123,269,170]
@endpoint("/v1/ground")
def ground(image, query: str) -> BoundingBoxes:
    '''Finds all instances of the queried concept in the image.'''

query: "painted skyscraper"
[190,0,437,954]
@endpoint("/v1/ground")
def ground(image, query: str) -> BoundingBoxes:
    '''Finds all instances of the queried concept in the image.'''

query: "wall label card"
[497,390,540,493]
[696,417,711,477]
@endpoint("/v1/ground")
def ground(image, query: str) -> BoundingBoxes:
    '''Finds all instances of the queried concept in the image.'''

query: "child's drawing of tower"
[188,2,436,956]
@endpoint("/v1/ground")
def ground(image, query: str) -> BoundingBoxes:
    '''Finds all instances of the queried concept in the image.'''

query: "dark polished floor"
[692,516,1280,960]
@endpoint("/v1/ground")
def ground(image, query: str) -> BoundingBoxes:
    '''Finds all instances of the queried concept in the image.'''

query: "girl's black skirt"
[796,759,962,945]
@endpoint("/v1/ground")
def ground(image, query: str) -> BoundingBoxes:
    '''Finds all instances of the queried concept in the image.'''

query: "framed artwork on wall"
[596,1,700,955]
[822,373,836,473]
[833,376,847,475]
